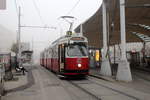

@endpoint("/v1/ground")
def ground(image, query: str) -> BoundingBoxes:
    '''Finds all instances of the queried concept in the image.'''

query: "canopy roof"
[75,0,150,48]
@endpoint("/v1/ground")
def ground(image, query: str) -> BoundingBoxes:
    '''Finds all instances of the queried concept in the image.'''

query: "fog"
[0,25,16,52]
[0,0,102,63]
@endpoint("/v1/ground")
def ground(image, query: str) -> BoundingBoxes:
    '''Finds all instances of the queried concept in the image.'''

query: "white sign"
[0,0,6,10]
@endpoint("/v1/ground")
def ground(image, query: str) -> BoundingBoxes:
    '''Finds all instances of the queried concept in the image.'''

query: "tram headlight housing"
[78,64,82,68]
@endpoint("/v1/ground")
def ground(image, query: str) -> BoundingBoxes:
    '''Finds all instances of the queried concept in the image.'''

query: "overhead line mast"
[17,6,56,67]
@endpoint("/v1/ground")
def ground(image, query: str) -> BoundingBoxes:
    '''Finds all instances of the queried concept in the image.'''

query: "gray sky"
[0,0,102,62]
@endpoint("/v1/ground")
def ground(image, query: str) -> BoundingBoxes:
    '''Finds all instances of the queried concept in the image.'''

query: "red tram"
[40,33,89,76]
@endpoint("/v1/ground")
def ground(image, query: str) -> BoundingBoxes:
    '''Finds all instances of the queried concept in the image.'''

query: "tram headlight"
[78,64,82,68]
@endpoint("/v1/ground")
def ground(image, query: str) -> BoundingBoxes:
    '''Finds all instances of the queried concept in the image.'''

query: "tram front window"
[66,43,88,57]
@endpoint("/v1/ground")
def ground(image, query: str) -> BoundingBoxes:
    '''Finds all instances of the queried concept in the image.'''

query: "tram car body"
[40,33,89,76]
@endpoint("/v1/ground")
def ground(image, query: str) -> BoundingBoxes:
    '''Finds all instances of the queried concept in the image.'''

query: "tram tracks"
[68,80,101,100]
[68,76,141,100]
[41,66,141,100]
[40,67,100,100]
[88,76,140,100]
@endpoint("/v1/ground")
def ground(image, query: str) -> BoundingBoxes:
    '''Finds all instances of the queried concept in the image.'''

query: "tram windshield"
[66,43,88,57]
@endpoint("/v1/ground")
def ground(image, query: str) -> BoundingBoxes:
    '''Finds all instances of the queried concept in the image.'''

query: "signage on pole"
[0,0,6,10]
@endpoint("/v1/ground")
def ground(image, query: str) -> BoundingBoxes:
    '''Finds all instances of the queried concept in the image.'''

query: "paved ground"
[2,64,150,100]
[2,65,97,100]
[90,68,150,93]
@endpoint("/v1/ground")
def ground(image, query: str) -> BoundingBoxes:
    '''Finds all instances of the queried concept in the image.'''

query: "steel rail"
[88,76,140,100]
[69,80,101,100]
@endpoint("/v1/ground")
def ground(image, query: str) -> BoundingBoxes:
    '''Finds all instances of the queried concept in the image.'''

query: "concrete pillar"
[116,0,132,82]
[100,1,112,76]
[80,24,83,36]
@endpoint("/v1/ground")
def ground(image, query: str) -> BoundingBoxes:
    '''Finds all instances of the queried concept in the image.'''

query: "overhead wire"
[19,0,24,10]
[66,0,81,15]
[31,0,45,25]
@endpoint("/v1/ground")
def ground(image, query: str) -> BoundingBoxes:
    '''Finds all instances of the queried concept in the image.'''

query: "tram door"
[59,44,65,72]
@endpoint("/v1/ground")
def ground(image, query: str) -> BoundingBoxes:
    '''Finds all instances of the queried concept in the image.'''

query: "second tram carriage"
[40,33,89,76]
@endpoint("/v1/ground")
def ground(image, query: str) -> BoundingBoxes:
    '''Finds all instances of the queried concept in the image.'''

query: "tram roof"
[51,33,88,45]
[75,0,150,48]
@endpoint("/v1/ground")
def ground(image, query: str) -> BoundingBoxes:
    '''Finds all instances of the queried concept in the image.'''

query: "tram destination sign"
[71,37,85,41]
[0,0,6,10]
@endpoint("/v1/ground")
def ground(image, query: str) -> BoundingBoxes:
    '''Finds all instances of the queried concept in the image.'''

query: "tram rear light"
[78,64,82,68]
